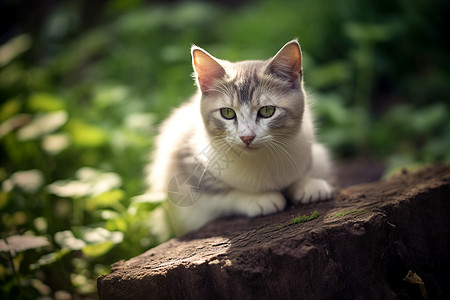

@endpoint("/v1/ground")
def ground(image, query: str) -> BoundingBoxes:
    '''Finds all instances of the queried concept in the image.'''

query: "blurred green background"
[1,0,449,298]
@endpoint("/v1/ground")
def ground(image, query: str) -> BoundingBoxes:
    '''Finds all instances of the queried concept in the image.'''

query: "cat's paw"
[288,178,333,205]
[244,192,286,217]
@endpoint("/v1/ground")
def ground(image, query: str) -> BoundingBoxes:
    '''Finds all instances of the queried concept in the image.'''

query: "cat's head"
[192,40,305,152]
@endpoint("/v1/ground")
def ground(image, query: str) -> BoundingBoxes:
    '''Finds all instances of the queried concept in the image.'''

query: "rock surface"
[98,164,450,300]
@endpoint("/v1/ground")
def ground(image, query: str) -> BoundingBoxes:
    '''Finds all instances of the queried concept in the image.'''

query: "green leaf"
[73,227,123,245]
[55,227,123,257]
[308,61,351,89]
[70,227,124,257]
[87,189,125,210]
[27,92,65,112]
[0,98,22,122]
[410,104,447,135]
[130,193,165,212]
[65,119,108,148]
[81,241,115,257]
[92,83,129,108]
[30,248,70,270]
[104,215,128,232]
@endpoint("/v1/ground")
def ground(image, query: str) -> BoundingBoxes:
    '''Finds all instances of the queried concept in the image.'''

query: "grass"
[290,210,319,225]
[332,209,366,218]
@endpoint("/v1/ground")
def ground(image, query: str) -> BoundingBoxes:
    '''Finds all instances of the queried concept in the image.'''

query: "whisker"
[262,143,280,176]
[267,139,301,171]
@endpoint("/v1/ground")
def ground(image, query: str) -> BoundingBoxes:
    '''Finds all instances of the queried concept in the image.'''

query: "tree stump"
[98,164,450,300]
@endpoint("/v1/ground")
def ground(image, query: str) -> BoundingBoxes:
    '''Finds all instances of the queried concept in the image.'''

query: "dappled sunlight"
[47,167,122,198]
[124,112,155,132]
[17,111,68,141]
[42,133,70,154]
[0,34,32,67]
[55,230,86,250]
[2,169,44,194]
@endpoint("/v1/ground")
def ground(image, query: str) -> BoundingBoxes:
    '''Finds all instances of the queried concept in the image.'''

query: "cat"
[146,40,333,235]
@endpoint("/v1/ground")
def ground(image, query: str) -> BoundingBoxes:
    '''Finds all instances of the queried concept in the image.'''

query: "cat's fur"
[147,40,333,235]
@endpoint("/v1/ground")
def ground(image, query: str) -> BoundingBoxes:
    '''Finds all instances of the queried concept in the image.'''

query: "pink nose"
[240,135,255,146]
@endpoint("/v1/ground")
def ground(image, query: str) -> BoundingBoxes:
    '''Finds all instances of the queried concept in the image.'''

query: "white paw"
[289,178,333,204]
[245,192,286,217]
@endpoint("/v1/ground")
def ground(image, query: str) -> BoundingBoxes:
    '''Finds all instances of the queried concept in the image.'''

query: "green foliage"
[290,210,319,225]
[0,0,448,298]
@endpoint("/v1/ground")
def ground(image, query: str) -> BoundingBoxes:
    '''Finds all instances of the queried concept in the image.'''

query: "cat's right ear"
[191,46,225,93]
[266,40,302,89]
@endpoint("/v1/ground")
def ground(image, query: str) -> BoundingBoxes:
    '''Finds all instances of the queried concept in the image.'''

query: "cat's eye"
[220,108,236,120]
[258,106,276,118]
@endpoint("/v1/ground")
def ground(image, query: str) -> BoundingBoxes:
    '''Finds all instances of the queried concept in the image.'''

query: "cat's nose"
[240,135,255,146]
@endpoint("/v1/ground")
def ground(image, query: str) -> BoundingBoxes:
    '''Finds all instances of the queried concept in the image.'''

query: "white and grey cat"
[147,40,333,235]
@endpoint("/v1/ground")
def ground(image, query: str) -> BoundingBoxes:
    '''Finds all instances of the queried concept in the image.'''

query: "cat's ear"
[266,40,302,88]
[191,46,226,93]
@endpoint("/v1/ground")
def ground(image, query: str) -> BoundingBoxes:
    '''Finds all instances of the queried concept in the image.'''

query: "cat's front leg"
[286,177,333,205]
[229,190,286,217]
[171,190,287,234]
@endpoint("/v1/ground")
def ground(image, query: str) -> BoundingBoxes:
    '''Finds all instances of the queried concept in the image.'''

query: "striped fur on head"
[192,40,305,150]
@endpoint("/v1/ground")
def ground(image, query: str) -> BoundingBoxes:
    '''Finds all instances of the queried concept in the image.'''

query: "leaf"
[3,169,44,194]
[63,227,124,257]
[82,241,115,257]
[104,215,128,232]
[308,61,351,89]
[92,83,129,108]
[0,98,22,122]
[87,189,125,210]
[410,104,447,135]
[55,227,123,258]
[124,112,155,131]
[0,191,8,210]
[0,34,32,67]
[47,167,122,198]
[73,227,123,245]
[27,92,65,112]
[54,231,86,250]
[17,110,68,141]
[130,193,165,211]
[0,113,31,138]
[29,248,71,270]
[0,235,50,253]
[41,133,71,155]
[47,179,92,198]
[65,119,108,148]
[315,94,351,125]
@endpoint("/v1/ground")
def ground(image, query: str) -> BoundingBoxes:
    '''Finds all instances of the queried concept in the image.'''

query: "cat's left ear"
[191,46,226,93]
[266,40,302,88]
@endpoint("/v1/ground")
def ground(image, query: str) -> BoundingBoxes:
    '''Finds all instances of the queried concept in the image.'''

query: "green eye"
[220,108,236,120]
[258,106,276,118]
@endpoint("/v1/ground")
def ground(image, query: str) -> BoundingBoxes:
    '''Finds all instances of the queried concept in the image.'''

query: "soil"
[98,164,450,300]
